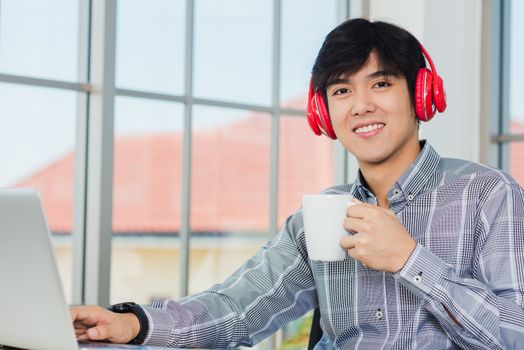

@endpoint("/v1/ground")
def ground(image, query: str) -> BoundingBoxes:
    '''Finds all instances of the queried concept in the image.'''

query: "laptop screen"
[0,189,79,350]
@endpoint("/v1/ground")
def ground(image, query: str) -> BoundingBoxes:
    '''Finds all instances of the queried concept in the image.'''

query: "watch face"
[109,302,136,313]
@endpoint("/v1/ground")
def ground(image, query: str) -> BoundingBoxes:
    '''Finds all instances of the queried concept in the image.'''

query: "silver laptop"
[0,189,167,350]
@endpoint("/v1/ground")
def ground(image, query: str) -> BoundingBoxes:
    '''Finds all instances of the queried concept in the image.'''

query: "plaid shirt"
[140,141,524,349]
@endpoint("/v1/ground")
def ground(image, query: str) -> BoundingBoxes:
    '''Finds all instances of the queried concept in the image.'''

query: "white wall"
[371,0,483,162]
[346,0,484,181]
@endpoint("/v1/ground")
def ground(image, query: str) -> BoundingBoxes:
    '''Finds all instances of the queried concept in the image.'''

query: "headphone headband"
[420,44,438,77]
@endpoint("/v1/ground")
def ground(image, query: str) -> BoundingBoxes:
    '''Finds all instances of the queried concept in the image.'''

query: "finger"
[347,245,365,262]
[87,326,108,341]
[74,323,90,331]
[78,334,91,341]
[89,324,132,344]
[343,216,367,233]
[74,320,90,327]
[346,203,375,218]
[89,318,134,344]
[70,305,102,321]
[70,306,80,322]
[71,305,106,325]
[340,235,358,249]
[70,306,86,323]
[75,328,88,336]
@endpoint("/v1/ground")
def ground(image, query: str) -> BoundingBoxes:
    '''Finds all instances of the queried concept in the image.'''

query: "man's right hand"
[70,305,140,344]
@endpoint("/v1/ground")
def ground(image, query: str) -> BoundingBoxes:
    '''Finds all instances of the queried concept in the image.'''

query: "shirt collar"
[350,140,441,209]
[350,173,375,203]
[393,140,440,201]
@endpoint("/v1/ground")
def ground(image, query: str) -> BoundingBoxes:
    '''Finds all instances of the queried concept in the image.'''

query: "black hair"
[311,18,426,106]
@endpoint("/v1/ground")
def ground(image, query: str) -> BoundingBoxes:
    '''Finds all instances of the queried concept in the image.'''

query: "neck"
[359,141,422,208]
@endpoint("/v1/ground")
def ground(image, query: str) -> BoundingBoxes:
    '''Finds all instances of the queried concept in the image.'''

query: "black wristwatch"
[107,302,149,344]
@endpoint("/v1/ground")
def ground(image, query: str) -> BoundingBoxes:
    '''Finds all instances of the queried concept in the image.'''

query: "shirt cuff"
[138,303,175,346]
[393,243,449,300]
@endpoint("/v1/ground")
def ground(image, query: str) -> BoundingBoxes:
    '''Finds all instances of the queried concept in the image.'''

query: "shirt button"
[407,194,414,201]
[414,275,422,284]
[376,309,384,320]
[393,189,401,196]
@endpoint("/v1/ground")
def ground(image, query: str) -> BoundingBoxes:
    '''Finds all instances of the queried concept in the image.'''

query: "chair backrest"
[307,308,323,350]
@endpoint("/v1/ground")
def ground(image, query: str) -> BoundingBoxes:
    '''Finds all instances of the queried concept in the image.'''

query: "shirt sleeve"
[137,211,317,348]
[394,181,524,349]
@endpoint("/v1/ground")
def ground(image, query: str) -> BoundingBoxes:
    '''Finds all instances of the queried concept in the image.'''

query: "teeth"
[355,123,384,134]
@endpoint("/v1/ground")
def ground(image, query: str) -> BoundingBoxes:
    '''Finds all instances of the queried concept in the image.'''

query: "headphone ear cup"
[433,75,447,112]
[415,68,435,122]
[315,91,337,139]
[307,84,322,136]
[414,68,426,121]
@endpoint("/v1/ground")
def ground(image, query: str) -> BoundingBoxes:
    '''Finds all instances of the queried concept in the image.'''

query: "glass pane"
[111,96,184,304]
[0,0,79,81]
[280,0,338,109]
[509,117,524,185]
[189,106,271,294]
[509,0,524,128]
[116,0,185,95]
[508,0,523,186]
[278,115,334,224]
[509,143,524,186]
[0,83,77,302]
[194,0,272,106]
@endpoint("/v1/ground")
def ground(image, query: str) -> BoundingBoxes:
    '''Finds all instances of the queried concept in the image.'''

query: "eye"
[374,81,391,88]
[332,87,351,96]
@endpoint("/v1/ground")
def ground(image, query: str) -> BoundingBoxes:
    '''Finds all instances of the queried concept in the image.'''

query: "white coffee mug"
[302,194,355,261]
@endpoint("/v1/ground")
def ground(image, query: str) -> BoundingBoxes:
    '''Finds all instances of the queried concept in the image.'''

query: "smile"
[353,123,385,134]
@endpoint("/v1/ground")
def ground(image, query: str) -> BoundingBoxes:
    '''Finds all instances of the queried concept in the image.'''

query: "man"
[71,18,524,349]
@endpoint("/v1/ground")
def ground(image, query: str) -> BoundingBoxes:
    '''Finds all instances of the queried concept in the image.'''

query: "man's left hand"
[340,200,416,273]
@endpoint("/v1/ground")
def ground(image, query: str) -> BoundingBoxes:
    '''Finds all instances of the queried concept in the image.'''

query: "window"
[507,0,524,184]
[0,0,82,303]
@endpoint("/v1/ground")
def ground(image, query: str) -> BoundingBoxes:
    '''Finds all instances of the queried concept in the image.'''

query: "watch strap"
[107,302,149,344]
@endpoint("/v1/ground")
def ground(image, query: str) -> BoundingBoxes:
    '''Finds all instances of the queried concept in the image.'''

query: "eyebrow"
[327,70,400,88]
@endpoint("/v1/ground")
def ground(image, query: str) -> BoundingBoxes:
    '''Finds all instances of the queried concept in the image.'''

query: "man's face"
[326,52,420,169]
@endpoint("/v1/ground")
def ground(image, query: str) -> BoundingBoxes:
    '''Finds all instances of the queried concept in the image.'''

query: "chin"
[355,152,391,165]
[345,140,390,161]
[361,157,388,165]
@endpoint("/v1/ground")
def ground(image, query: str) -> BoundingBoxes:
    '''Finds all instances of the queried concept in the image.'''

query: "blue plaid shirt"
[141,141,524,349]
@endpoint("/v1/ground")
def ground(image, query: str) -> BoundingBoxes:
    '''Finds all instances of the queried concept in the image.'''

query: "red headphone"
[307,44,447,140]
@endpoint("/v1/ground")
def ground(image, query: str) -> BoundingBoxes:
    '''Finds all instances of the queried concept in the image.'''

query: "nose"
[350,90,375,116]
